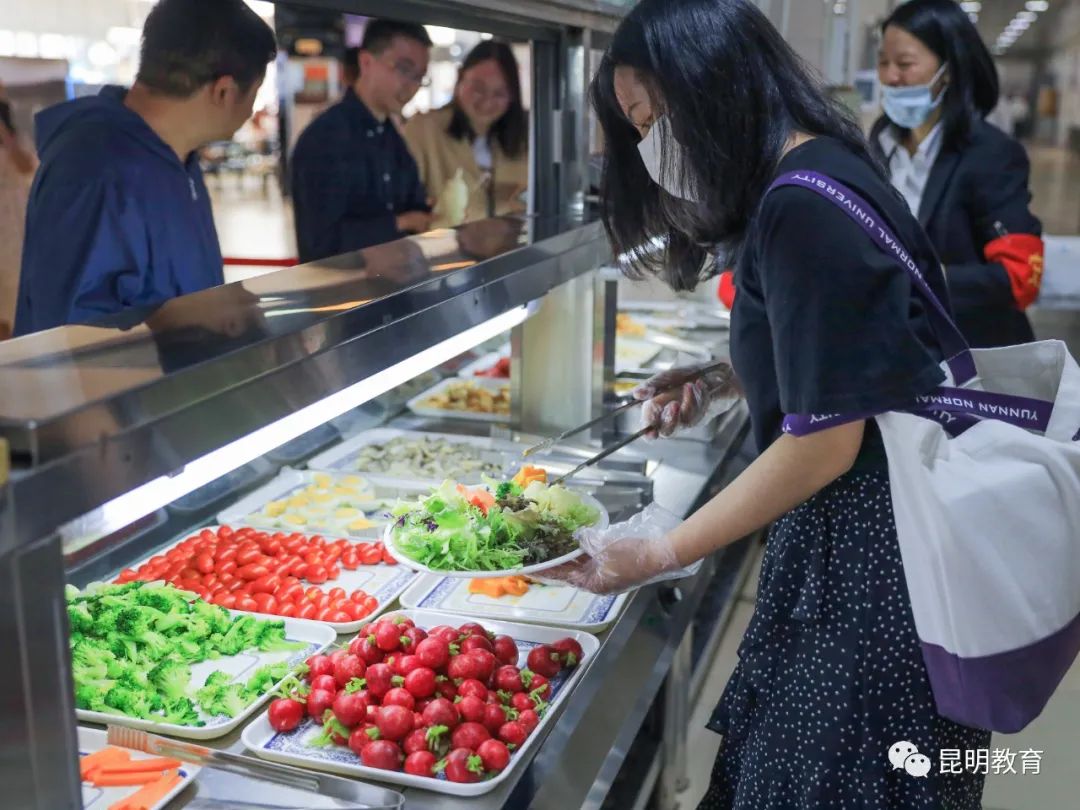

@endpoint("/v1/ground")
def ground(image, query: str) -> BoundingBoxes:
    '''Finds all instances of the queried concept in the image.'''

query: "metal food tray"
[77,613,334,740]
[406,377,512,424]
[306,427,520,487]
[115,525,416,635]
[242,609,600,797]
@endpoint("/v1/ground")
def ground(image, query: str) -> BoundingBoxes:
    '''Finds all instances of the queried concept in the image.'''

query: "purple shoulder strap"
[769,170,1053,438]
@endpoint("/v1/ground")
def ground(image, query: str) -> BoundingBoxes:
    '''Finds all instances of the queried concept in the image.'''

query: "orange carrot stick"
[97,757,182,774]
[80,747,129,779]
[107,770,182,810]
[90,770,164,787]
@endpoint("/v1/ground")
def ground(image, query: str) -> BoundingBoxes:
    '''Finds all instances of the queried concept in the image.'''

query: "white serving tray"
[306,427,518,487]
[382,491,609,579]
[118,526,417,635]
[406,377,512,424]
[77,612,334,740]
[79,726,199,810]
[398,573,627,632]
[217,469,428,540]
[242,609,599,797]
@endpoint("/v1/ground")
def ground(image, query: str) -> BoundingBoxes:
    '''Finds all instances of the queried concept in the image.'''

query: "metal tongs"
[522,360,731,485]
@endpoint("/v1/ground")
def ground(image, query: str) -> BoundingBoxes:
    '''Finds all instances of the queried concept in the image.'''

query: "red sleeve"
[984,233,1044,310]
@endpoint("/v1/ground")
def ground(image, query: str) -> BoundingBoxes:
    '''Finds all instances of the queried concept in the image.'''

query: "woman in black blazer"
[872,0,1043,349]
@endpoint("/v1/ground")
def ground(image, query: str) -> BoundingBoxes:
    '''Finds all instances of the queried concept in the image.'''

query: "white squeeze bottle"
[437,168,469,227]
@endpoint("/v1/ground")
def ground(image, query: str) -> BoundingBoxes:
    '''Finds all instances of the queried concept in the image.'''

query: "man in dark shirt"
[15,0,275,335]
[292,20,434,263]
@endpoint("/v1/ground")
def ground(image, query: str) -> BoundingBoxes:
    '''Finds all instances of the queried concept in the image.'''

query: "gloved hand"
[538,504,700,595]
[634,362,740,438]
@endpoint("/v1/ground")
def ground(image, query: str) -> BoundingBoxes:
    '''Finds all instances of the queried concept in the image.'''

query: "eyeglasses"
[381,57,431,88]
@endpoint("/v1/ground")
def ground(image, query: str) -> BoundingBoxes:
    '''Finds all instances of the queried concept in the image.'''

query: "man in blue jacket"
[14,0,276,335]
[291,20,434,263]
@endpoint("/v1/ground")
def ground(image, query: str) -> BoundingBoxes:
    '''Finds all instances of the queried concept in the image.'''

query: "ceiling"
[967,0,1072,56]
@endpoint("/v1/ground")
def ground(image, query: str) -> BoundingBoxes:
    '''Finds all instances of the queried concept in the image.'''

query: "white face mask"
[636,116,701,202]
[881,63,948,130]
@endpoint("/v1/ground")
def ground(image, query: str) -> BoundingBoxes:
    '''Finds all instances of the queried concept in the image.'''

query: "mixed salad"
[388,468,601,572]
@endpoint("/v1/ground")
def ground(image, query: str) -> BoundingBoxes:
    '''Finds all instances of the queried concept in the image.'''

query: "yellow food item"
[422,381,511,415]
[512,465,548,487]
[469,576,531,598]
[265,500,287,517]
[313,473,333,487]
[348,518,375,531]
[283,514,307,525]
[616,312,647,337]
[336,507,360,518]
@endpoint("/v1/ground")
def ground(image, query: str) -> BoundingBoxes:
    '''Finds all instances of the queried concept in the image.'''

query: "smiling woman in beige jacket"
[403,41,528,228]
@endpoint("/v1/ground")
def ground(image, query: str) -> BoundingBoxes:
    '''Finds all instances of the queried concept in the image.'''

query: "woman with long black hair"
[545,1,989,807]
[874,0,1043,349]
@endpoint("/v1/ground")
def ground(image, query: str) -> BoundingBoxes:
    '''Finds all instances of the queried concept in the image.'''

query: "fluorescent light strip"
[66,305,530,544]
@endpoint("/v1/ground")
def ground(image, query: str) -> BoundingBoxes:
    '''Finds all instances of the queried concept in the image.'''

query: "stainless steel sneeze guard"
[0,217,607,553]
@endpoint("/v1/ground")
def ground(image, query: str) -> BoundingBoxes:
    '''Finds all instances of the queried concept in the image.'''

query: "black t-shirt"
[730,137,949,467]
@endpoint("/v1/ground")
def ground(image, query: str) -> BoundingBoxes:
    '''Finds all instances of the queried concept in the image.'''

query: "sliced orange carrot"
[90,769,164,787]
[80,747,129,779]
[97,757,182,774]
[108,770,182,810]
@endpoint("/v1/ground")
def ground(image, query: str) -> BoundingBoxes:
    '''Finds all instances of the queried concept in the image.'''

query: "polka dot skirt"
[699,471,989,809]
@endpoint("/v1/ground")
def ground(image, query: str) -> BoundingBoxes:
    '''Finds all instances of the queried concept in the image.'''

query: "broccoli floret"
[192,601,233,635]
[216,616,258,656]
[182,616,212,641]
[211,684,251,718]
[104,686,153,719]
[250,620,304,654]
[65,584,81,602]
[91,607,123,635]
[118,668,151,692]
[148,660,192,702]
[74,680,115,711]
[71,640,113,679]
[115,607,154,638]
[160,696,204,727]
[67,602,95,635]
[204,671,233,690]
[107,634,138,662]
[138,630,172,661]
[172,638,204,661]
[133,587,187,614]
[245,661,289,696]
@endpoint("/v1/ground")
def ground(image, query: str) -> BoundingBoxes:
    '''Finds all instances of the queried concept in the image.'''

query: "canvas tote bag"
[772,170,1080,733]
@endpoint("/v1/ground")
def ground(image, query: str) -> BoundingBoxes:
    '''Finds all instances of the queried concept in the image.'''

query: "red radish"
[482,703,507,734]
[383,687,415,711]
[451,721,491,750]
[404,667,437,698]
[416,637,450,670]
[374,621,403,652]
[331,691,368,728]
[552,637,584,668]
[467,649,497,682]
[310,674,338,694]
[355,635,384,666]
[528,673,552,700]
[268,698,304,732]
[403,727,431,755]
[495,665,525,693]
[526,645,562,678]
[365,663,394,701]
[457,679,488,701]
[435,679,458,701]
[442,748,484,783]
[447,654,480,681]
[361,740,403,771]
[518,708,540,734]
[428,625,459,644]
[305,654,333,680]
[477,738,511,772]
[402,626,427,649]
[493,635,518,665]
[405,750,438,777]
[328,649,349,666]
[511,692,533,713]
[306,689,335,723]
[422,698,459,729]
[460,634,494,654]
[333,654,366,688]
[457,694,487,724]
[395,654,423,675]
[458,622,491,640]
[499,720,528,747]
[375,704,414,741]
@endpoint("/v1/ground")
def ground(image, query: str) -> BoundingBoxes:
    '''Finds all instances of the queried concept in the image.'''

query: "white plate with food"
[399,573,627,632]
[407,377,512,424]
[241,610,599,797]
[79,726,199,810]
[306,428,516,486]
[382,479,608,579]
[457,352,511,378]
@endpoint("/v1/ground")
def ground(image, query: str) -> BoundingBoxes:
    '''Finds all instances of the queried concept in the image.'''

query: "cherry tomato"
[359,546,382,566]
[381,546,398,565]
[278,602,298,618]
[326,564,341,581]
[236,596,258,612]
[192,552,215,575]
[349,589,369,603]
[328,587,346,602]
[251,593,279,615]
[277,583,305,604]
[250,574,281,595]
[216,559,238,577]
[238,563,269,581]
[340,550,359,570]
[282,536,304,554]
[165,547,187,563]
[218,593,238,609]
[296,602,318,621]
[214,546,238,563]
[329,597,350,614]
[362,596,378,615]
[326,610,351,623]
[116,568,137,584]
[304,564,329,585]
[289,559,309,578]
[236,547,263,567]
[217,525,235,540]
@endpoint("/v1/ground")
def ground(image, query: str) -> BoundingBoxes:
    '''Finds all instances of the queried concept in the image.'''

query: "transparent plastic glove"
[537,503,702,595]
[634,362,739,438]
